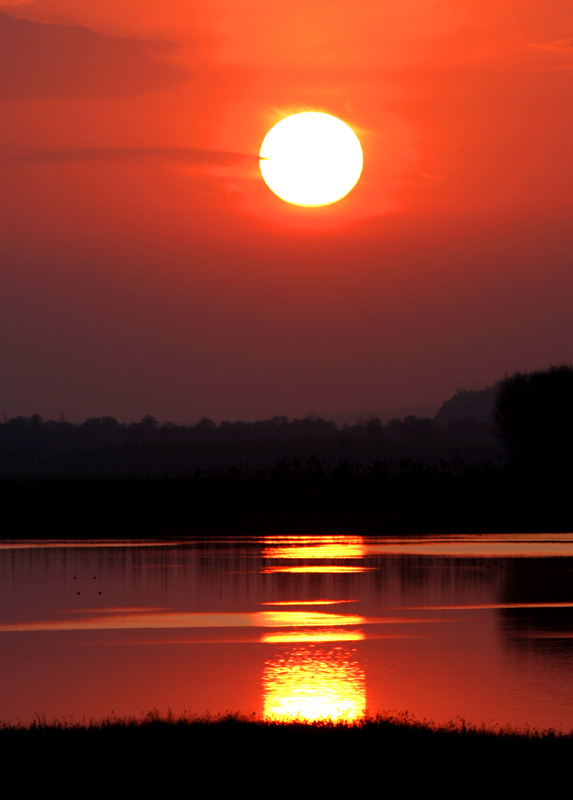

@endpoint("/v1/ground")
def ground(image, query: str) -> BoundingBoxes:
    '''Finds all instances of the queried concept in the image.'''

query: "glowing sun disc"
[259,112,363,207]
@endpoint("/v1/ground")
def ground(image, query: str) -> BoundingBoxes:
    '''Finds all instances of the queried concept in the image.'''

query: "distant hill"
[434,385,499,427]
[315,406,439,426]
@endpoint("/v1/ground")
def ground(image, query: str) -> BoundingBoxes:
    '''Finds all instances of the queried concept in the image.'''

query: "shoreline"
[3,710,572,738]
[2,463,573,536]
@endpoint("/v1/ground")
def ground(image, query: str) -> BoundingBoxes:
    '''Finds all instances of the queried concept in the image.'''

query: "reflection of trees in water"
[368,554,503,608]
[7,538,573,656]
[262,550,505,610]
[501,557,573,605]
[498,611,573,673]
[9,539,516,634]
[498,556,573,660]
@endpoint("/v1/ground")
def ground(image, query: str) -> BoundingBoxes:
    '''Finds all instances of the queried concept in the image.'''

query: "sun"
[259,112,363,207]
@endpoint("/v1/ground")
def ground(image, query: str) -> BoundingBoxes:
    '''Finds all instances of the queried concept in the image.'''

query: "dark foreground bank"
[3,458,573,536]
[2,714,571,792]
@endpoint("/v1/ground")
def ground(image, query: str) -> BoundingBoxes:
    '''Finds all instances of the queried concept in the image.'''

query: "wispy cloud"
[526,37,573,54]
[0,13,188,101]
[5,146,261,165]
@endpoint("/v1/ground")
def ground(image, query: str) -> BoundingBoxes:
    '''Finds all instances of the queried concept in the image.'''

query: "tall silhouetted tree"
[493,365,573,470]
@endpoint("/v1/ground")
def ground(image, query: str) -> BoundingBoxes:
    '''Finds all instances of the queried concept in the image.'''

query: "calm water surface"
[1,534,573,730]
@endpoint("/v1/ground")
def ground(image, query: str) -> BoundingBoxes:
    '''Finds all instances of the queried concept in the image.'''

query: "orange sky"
[1,1,572,422]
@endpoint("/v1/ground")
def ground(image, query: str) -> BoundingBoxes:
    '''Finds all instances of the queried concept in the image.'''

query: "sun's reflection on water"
[262,629,365,644]
[260,535,367,721]
[259,610,365,628]
[262,536,365,562]
[263,644,366,722]
[262,565,367,574]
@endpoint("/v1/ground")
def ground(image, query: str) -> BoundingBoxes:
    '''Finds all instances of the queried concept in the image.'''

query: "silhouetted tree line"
[0,410,498,474]
[2,364,573,533]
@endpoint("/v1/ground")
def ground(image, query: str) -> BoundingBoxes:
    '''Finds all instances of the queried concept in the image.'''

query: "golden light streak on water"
[0,608,366,632]
[262,629,365,643]
[0,611,259,632]
[262,565,367,574]
[259,610,365,628]
[0,539,187,550]
[262,535,365,561]
[263,645,366,722]
[261,599,358,606]
[364,533,573,558]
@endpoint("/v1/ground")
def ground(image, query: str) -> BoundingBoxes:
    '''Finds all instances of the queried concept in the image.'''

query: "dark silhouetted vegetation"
[3,368,573,536]
[0,406,499,476]
[494,364,573,471]
[2,454,571,537]
[1,712,570,793]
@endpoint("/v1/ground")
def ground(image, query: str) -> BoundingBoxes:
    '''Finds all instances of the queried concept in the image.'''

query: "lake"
[1,534,573,730]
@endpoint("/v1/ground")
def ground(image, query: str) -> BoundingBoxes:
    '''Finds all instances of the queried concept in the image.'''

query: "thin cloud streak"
[527,37,573,53]
[5,146,263,165]
[0,12,189,100]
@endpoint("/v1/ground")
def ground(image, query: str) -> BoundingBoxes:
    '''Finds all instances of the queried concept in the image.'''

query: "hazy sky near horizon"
[1,1,572,422]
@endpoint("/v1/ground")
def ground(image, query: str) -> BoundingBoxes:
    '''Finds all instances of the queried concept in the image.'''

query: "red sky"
[1,1,572,422]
